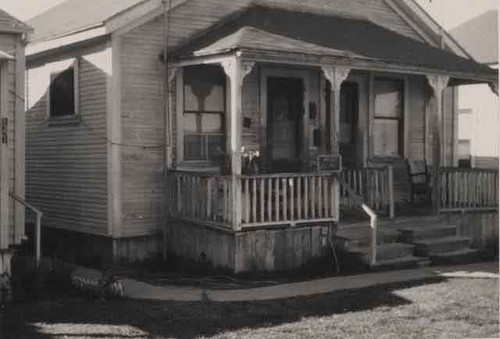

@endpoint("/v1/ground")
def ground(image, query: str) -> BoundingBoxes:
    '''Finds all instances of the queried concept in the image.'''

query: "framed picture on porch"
[317,154,342,173]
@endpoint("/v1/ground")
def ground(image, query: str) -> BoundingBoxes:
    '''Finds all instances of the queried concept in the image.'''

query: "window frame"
[178,65,228,164]
[370,74,409,160]
[46,58,80,124]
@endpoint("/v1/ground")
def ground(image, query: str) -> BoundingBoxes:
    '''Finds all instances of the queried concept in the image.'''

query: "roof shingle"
[27,0,146,42]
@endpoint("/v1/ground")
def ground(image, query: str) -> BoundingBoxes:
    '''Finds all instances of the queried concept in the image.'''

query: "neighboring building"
[450,10,499,169]
[0,9,31,275]
[25,0,498,272]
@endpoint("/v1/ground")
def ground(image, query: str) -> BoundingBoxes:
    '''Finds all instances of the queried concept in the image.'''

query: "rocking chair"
[406,159,432,204]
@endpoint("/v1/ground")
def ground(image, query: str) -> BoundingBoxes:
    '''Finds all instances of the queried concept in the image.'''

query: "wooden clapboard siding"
[119,16,166,237]
[241,65,260,153]
[26,49,109,236]
[408,75,426,161]
[443,87,456,166]
[160,0,424,51]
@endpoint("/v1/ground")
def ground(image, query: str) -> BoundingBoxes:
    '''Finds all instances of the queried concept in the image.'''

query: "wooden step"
[430,248,483,265]
[398,225,458,243]
[371,256,430,271]
[362,243,415,262]
[338,229,401,253]
[414,236,471,256]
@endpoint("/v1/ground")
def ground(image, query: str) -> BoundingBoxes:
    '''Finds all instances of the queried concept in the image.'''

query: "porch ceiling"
[170,6,497,84]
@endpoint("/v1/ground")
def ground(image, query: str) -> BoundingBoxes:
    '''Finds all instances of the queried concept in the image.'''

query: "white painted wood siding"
[0,33,24,247]
[26,49,109,236]
[120,18,166,237]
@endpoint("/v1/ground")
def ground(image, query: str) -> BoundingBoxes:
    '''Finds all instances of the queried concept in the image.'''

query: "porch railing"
[239,173,339,227]
[167,171,339,229]
[340,166,394,218]
[439,167,498,212]
[166,171,233,228]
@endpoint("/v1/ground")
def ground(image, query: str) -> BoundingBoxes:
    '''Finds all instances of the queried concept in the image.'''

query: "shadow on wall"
[26,57,165,244]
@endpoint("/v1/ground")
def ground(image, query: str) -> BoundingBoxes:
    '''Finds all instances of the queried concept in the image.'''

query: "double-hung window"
[183,65,226,162]
[373,78,404,158]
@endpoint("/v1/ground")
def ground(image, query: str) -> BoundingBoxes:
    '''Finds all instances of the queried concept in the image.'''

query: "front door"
[267,77,304,173]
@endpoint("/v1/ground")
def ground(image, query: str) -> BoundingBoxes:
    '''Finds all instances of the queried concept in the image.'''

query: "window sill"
[47,115,81,126]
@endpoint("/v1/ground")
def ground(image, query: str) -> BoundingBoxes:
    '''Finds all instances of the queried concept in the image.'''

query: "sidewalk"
[72,261,499,303]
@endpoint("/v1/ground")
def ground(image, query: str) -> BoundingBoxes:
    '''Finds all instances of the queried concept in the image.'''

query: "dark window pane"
[50,67,75,117]
[184,134,205,161]
[184,65,225,112]
[374,79,403,118]
[207,134,224,161]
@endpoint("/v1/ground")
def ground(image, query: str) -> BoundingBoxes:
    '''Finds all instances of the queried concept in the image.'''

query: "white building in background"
[450,10,499,169]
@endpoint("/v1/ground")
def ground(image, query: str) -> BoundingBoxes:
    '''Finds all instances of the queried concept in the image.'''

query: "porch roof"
[171,6,497,84]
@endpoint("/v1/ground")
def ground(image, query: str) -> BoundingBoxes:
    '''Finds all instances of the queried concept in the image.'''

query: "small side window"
[48,59,78,118]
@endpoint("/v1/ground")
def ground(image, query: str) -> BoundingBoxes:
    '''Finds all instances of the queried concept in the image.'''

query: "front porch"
[163,6,498,273]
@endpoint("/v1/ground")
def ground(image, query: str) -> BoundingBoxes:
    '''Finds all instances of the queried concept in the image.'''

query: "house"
[450,10,499,170]
[25,0,498,272]
[0,9,31,275]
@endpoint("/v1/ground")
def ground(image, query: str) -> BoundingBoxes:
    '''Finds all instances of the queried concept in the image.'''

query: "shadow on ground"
[1,277,446,339]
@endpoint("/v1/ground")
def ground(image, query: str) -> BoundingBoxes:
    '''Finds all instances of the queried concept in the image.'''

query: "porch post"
[221,57,254,230]
[321,66,351,153]
[426,74,450,213]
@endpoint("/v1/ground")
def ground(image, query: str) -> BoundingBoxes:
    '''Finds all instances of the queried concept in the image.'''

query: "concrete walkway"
[72,261,498,303]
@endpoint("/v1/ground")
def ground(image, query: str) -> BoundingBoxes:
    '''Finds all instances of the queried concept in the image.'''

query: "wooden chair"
[406,159,432,204]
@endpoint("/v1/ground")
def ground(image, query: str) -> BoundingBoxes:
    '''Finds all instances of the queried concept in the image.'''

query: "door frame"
[260,67,310,172]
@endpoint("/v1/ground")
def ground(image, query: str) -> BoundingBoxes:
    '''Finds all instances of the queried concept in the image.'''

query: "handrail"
[9,192,43,266]
[338,176,378,267]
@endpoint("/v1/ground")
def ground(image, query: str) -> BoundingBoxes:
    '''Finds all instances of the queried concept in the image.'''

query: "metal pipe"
[9,192,43,266]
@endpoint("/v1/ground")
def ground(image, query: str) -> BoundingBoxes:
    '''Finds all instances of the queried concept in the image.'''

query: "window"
[49,60,78,118]
[183,65,226,162]
[373,78,404,157]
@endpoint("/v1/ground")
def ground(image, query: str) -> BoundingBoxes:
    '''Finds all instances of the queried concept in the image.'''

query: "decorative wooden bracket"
[321,65,351,153]
[426,74,450,95]
[221,59,255,87]
[321,65,351,91]
[167,66,178,86]
[489,81,499,96]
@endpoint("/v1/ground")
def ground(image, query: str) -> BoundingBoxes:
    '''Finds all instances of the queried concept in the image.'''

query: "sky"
[0,0,497,28]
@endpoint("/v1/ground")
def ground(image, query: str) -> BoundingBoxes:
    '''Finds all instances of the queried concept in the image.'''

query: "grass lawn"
[2,277,498,339]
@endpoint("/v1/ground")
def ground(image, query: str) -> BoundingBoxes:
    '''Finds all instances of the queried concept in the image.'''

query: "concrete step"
[414,236,471,256]
[362,243,415,262]
[398,225,458,243]
[378,215,445,230]
[336,229,400,252]
[430,248,483,265]
[371,256,430,271]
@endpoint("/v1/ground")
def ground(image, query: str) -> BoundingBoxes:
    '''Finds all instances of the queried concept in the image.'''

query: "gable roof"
[27,0,147,42]
[450,10,498,65]
[0,8,32,33]
[173,6,495,81]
